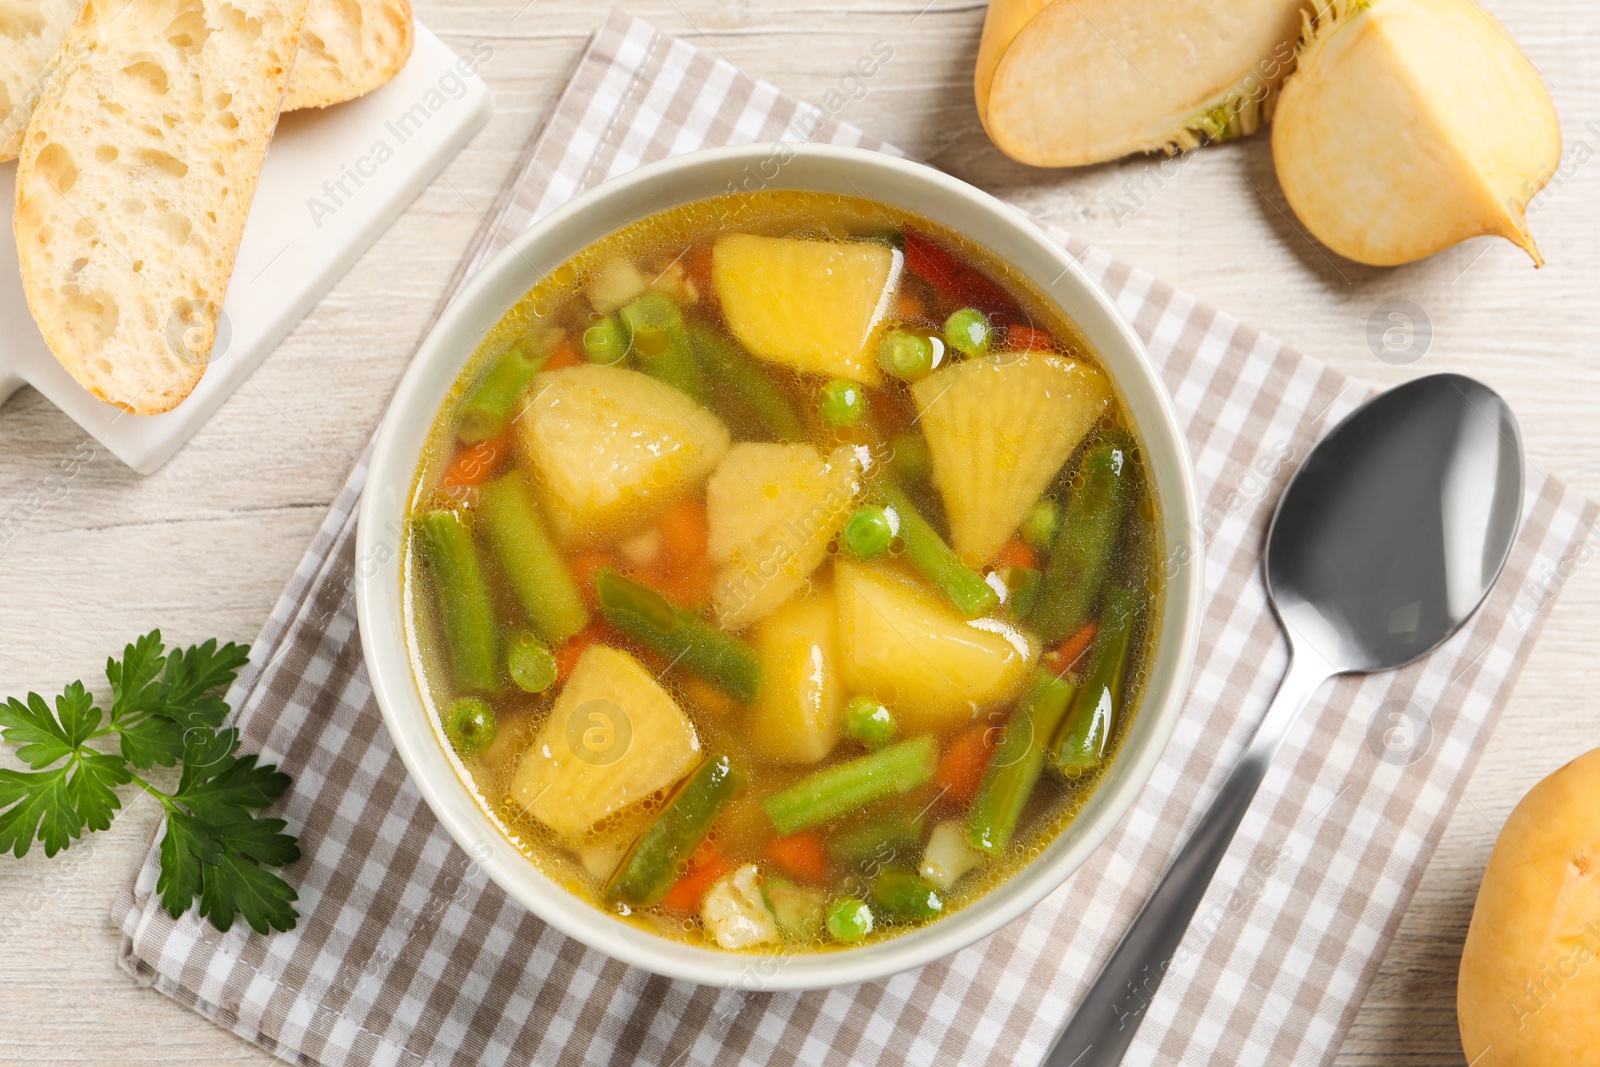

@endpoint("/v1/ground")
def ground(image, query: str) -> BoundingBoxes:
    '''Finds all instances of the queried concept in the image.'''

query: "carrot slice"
[565,552,614,608]
[1006,325,1056,353]
[650,497,711,607]
[554,622,614,684]
[1045,620,1099,676]
[994,535,1037,572]
[543,335,582,371]
[765,832,831,883]
[439,432,513,489]
[936,724,998,807]
[685,242,716,308]
[895,291,926,321]
[658,839,733,913]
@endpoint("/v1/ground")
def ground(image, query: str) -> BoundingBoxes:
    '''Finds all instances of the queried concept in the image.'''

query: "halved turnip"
[1272,0,1560,266]
[976,0,1310,167]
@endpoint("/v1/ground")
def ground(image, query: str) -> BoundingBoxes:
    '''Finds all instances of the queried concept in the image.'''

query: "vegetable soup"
[403,190,1162,952]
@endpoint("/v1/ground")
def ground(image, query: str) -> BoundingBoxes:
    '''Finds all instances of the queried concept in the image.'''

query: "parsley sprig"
[0,631,300,934]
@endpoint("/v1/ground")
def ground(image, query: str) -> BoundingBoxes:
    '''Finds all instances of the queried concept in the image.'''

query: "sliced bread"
[14,0,311,413]
[0,0,83,160]
[283,0,413,110]
[0,0,413,163]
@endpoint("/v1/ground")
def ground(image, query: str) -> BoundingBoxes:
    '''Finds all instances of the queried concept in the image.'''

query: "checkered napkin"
[112,11,1598,1066]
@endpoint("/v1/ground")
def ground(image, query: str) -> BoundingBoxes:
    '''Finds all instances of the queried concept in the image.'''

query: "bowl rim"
[356,142,1203,991]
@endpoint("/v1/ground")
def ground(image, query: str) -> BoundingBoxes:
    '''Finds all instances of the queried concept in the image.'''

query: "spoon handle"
[1043,646,1332,1066]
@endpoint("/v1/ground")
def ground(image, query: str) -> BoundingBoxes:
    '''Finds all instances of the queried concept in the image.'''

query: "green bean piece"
[605,755,744,908]
[877,479,999,619]
[620,292,705,401]
[843,695,896,749]
[414,510,501,693]
[858,227,906,250]
[764,878,827,942]
[477,471,590,645]
[594,569,763,704]
[507,634,558,693]
[1055,586,1140,775]
[1029,436,1136,644]
[1020,500,1059,554]
[455,330,552,443]
[582,316,629,365]
[1003,565,1041,619]
[762,736,938,835]
[888,431,932,486]
[818,378,867,429]
[687,322,805,443]
[826,812,922,872]
[871,868,945,923]
[943,308,992,359]
[967,672,1076,855]
[445,697,498,755]
[842,506,894,559]
[826,896,874,943]
[877,330,938,381]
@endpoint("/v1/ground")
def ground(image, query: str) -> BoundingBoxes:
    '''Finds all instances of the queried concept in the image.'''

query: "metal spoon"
[1046,373,1524,1066]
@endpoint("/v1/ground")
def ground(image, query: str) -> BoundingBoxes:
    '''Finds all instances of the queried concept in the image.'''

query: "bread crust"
[0,0,415,164]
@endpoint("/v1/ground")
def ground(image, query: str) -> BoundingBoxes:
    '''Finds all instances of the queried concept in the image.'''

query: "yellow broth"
[402,190,1163,952]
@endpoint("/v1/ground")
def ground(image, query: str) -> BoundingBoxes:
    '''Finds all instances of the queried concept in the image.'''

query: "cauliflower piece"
[700,864,780,950]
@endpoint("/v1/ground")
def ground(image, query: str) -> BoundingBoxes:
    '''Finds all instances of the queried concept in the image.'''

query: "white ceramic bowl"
[356,143,1202,991]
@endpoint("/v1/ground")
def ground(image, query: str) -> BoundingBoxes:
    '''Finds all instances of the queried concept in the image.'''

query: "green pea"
[943,308,991,358]
[818,379,867,429]
[842,506,894,558]
[507,635,558,693]
[826,896,874,943]
[1021,500,1060,553]
[878,331,938,381]
[446,697,498,755]
[844,695,896,749]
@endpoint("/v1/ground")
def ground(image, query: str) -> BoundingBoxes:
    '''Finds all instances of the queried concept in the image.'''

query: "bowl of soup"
[356,144,1202,989]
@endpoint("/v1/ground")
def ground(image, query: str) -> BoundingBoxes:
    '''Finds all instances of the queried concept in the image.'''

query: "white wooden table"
[2,2,1595,1062]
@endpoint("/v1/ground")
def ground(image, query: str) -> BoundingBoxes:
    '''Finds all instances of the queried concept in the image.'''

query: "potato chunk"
[911,352,1109,566]
[518,363,729,546]
[707,442,864,629]
[712,234,900,383]
[510,645,700,843]
[836,562,1035,732]
[746,591,844,764]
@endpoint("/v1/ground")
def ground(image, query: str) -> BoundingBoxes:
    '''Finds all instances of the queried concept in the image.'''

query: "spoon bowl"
[1048,373,1524,1065]
[1267,374,1524,674]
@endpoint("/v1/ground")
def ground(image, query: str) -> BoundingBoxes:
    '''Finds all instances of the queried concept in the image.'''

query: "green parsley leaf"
[107,631,169,725]
[2,632,299,934]
[107,632,250,768]
[157,810,215,919]
[198,823,300,935]
[158,810,300,934]
[0,682,116,856]
[159,638,250,732]
[173,737,291,820]
[0,682,101,769]
[67,750,132,834]
[0,765,87,857]
[117,716,186,771]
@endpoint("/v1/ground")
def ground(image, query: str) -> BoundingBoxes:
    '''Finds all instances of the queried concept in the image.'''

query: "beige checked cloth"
[113,11,1597,1066]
